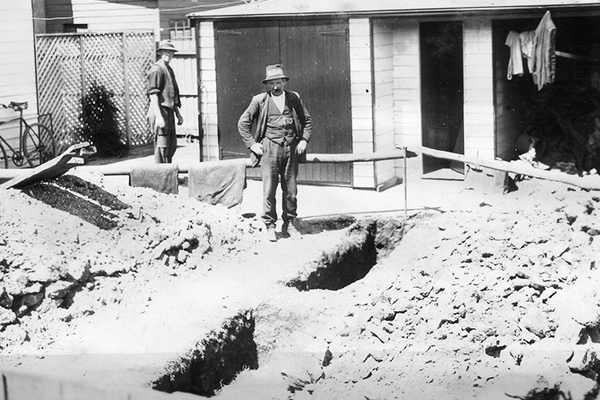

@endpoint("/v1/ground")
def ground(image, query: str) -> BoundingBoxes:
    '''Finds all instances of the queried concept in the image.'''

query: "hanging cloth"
[505,31,524,79]
[504,11,556,90]
[531,11,557,90]
[520,30,536,73]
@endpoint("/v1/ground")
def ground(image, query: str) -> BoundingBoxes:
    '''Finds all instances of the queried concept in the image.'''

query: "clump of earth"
[2,169,600,400]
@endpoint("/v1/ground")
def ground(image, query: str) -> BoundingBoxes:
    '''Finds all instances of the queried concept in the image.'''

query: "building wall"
[198,21,219,161]
[0,0,38,147]
[372,21,397,188]
[158,0,237,42]
[385,18,495,175]
[32,0,48,35]
[463,18,495,160]
[392,20,422,177]
[349,18,375,189]
[359,18,422,183]
[44,0,160,37]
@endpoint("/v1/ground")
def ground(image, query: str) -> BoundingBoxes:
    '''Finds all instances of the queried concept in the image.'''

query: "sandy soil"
[2,163,600,400]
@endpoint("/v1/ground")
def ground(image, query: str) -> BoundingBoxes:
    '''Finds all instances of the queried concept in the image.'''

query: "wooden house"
[34,0,244,143]
[36,0,243,42]
[0,0,40,153]
[189,0,600,189]
[36,0,159,36]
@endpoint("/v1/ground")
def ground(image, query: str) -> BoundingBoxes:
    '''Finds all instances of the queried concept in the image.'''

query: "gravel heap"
[299,181,600,400]
[0,171,259,353]
[2,171,600,400]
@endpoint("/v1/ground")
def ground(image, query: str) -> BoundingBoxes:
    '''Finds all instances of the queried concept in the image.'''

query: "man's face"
[266,79,286,96]
[159,50,176,63]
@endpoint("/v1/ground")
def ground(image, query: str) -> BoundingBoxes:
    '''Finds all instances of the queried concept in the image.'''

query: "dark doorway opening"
[492,14,600,176]
[420,21,465,178]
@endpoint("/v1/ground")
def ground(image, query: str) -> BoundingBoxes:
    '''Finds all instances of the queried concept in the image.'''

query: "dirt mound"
[2,172,600,400]
[0,170,260,353]
[217,181,600,400]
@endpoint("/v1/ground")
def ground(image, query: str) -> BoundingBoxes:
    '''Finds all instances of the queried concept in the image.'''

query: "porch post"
[463,18,495,160]
[349,18,376,189]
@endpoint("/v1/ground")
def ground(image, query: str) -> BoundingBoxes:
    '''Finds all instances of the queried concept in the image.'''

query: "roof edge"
[188,2,600,20]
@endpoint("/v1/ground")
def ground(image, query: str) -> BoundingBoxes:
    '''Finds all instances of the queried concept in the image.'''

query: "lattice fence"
[36,31,154,152]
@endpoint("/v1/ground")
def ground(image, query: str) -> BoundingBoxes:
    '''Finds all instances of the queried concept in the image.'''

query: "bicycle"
[0,101,57,169]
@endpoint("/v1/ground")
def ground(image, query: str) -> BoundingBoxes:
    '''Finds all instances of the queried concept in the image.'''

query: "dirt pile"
[2,171,600,400]
[217,180,600,400]
[0,172,260,354]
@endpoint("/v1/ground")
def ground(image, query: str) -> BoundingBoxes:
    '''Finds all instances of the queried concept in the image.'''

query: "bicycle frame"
[0,115,27,166]
[0,102,55,168]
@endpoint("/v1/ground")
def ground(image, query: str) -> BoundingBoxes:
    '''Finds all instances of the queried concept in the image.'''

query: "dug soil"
[2,170,600,400]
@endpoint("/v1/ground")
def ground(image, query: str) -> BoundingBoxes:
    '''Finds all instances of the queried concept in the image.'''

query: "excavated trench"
[11,173,409,398]
[151,218,407,397]
[287,218,407,291]
[152,310,258,397]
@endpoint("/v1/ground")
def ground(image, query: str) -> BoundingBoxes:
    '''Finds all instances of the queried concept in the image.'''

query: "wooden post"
[403,147,408,222]
[122,32,132,148]
[80,35,85,104]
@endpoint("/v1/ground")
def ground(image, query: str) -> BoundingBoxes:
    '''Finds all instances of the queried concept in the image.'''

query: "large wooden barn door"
[279,19,352,184]
[214,19,352,185]
[214,21,279,162]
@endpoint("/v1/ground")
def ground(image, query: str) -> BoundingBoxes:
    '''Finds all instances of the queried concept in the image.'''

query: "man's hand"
[175,108,184,126]
[149,94,165,128]
[155,114,165,129]
[296,139,307,155]
[250,142,263,156]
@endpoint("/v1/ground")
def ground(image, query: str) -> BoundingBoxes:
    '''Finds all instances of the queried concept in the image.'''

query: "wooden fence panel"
[124,32,156,146]
[170,51,199,140]
[35,32,154,153]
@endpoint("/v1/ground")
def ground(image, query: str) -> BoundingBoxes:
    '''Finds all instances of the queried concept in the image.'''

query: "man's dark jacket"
[238,90,313,160]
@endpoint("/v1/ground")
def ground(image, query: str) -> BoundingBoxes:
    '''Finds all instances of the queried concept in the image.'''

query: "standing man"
[147,40,183,163]
[238,64,313,242]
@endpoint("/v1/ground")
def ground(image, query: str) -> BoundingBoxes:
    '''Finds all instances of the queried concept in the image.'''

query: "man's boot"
[282,219,302,239]
[265,225,277,242]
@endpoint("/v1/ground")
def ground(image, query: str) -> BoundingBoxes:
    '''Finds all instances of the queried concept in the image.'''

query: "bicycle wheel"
[22,123,57,167]
[0,141,8,169]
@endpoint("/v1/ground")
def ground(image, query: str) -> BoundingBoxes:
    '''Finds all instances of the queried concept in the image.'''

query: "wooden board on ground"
[407,144,600,191]
[0,143,96,190]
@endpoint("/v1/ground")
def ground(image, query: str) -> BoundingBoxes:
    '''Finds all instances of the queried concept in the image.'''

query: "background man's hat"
[262,64,289,83]
[157,40,178,53]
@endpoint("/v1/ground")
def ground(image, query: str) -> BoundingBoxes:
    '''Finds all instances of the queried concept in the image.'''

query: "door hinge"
[321,30,348,41]
[216,30,242,39]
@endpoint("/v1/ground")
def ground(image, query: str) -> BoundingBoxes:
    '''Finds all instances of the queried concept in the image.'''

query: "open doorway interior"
[420,21,465,178]
[493,14,600,177]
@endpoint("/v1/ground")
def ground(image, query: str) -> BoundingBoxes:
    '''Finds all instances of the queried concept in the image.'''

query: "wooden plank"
[304,150,416,163]
[75,150,417,176]
[60,380,129,400]
[407,144,600,190]
[0,143,95,189]
[2,371,62,400]
[2,369,188,400]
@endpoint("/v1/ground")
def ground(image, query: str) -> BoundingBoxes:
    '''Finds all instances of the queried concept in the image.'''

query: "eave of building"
[187,0,600,20]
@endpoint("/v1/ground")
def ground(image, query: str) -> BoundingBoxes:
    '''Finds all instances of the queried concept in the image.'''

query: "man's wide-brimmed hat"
[157,40,178,53]
[262,64,289,83]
